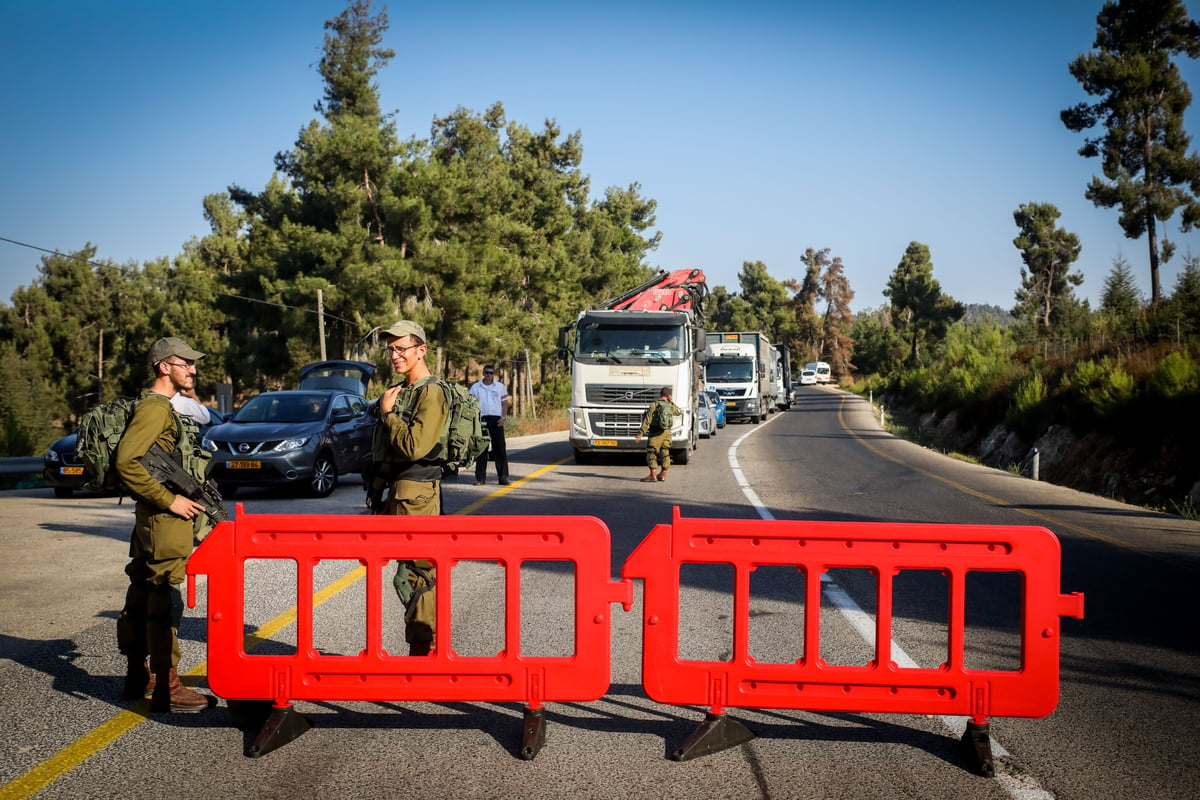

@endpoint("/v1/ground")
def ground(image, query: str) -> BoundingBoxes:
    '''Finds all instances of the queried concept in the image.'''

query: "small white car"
[697,391,718,438]
[799,369,818,386]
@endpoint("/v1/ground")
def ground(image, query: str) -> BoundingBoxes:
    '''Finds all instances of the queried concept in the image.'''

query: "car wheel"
[308,453,338,497]
[53,486,74,498]
[671,447,690,466]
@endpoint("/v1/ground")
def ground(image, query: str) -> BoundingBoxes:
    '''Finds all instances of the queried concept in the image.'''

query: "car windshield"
[233,394,329,423]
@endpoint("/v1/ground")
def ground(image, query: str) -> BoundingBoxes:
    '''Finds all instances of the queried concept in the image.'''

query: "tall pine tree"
[1062,0,1200,304]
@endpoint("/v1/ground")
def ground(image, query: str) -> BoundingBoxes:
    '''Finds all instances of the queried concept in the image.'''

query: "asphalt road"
[1,387,1198,800]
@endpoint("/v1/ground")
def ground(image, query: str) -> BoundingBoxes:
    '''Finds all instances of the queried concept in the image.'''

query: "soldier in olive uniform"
[115,337,214,713]
[635,386,681,482]
[368,320,449,656]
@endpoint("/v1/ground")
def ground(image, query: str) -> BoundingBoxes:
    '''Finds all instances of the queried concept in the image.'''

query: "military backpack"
[651,399,675,433]
[75,395,207,492]
[75,397,138,491]
[436,380,491,472]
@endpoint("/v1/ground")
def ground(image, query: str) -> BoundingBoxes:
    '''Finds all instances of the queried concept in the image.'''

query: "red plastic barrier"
[621,508,1084,769]
[186,505,631,756]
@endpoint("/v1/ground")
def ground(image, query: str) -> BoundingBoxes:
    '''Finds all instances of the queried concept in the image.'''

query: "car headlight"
[201,436,216,452]
[274,437,312,452]
[45,449,60,462]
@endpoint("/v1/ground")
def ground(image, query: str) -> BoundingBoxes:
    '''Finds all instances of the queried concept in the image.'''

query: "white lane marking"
[728,416,778,520]
[729,411,1055,800]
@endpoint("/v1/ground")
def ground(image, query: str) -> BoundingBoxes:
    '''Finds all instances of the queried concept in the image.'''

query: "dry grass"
[507,410,568,438]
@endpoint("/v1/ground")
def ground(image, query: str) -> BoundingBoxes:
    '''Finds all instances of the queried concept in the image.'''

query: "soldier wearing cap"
[368,320,449,656]
[114,336,214,713]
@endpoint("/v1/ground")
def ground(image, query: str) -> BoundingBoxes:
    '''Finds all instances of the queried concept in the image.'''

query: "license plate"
[227,460,261,469]
[592,439,618,447]
[61,466,84,476]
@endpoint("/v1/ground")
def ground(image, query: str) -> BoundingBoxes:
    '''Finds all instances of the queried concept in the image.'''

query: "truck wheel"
[671,448,689,465]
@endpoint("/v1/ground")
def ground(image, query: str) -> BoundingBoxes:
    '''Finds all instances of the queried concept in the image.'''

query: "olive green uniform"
[114,392,202,673]
[370,375,449,645]
[639,399,681,471]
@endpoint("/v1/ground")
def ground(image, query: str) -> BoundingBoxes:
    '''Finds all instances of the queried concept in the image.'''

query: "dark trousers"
[475,415,508,482]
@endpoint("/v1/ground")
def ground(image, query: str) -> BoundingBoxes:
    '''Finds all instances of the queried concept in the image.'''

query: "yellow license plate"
[227,460,261,469]
[592,439,618,447]
[62,466,84,476]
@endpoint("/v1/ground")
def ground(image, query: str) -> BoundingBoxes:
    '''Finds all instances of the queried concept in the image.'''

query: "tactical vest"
[370,376,444,483]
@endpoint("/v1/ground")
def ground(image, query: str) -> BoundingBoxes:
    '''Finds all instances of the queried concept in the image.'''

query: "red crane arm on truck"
[601,269,707,317]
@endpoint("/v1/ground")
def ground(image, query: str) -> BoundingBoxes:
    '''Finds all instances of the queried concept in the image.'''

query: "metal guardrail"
[0,457,43,475]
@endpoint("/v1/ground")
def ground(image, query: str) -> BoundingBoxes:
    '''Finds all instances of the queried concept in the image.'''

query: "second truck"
[704,331,774,423]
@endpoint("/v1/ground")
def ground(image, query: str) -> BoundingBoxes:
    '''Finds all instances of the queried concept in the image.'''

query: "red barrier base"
[670,712,757,761]
[520,707,547,760]
[961,720,995,777]
[246,704,313,758]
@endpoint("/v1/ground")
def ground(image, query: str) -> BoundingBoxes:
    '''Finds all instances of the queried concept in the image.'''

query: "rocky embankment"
[901,405,1200,512]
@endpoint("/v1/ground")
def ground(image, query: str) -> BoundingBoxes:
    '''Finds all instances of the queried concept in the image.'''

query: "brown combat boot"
[122,658,155,700]
[150,667,210,713]
[656,469,667,482]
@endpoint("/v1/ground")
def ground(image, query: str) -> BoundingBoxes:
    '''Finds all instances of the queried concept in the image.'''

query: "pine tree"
[1062,0,1200,304]
[1011,202,1084,329]
[883,242,964,366]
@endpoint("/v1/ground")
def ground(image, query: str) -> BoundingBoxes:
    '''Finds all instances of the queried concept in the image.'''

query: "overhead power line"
[0,235,357,327]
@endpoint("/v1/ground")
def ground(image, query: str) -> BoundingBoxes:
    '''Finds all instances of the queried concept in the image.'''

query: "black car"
[42,407,227,498]
[202,390,374,497]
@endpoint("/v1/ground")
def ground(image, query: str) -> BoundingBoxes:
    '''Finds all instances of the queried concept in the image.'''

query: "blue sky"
[4,0,1200,316]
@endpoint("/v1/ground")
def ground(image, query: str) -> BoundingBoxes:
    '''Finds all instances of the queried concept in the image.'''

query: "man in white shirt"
[170,387,211,425]
[468,364,510,485]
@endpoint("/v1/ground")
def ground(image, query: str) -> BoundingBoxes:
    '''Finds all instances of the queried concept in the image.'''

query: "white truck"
[771,343,791,411]
[560,270,707,464]
[704,331,773,423]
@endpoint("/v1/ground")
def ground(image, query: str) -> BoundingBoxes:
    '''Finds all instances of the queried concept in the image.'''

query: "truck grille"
[588,412,644,437]
[585,385,660,404]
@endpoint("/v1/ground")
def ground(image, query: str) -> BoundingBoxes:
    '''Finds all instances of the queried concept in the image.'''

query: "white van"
[805,361,832,384]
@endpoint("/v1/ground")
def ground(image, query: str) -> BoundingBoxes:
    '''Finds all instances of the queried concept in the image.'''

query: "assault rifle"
[138,442,229,525]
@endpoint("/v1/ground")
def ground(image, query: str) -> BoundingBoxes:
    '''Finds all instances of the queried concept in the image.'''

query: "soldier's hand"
[169,494,206,520]
[380,384,403,414]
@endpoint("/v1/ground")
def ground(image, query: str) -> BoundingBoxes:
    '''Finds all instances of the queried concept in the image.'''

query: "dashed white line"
[727,410,1056,799]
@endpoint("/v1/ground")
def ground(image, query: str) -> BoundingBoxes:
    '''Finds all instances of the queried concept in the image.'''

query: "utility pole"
[317,289,327,361]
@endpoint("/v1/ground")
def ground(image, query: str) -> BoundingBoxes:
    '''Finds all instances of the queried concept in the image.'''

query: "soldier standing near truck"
[635,386,681,482]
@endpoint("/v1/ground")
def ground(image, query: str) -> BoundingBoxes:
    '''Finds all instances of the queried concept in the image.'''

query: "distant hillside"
[961,303,1017,326]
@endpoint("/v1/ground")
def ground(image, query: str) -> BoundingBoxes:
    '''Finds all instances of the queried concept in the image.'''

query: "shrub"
[1147,350,1200,399]
[1006,371,1046,435]
[1063,358,1137,418]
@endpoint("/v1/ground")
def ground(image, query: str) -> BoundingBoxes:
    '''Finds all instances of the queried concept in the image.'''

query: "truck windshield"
[705,360,753,382]
[576,324,684,362]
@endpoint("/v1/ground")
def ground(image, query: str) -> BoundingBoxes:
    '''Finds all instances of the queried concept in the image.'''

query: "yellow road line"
[1,458,568,800]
